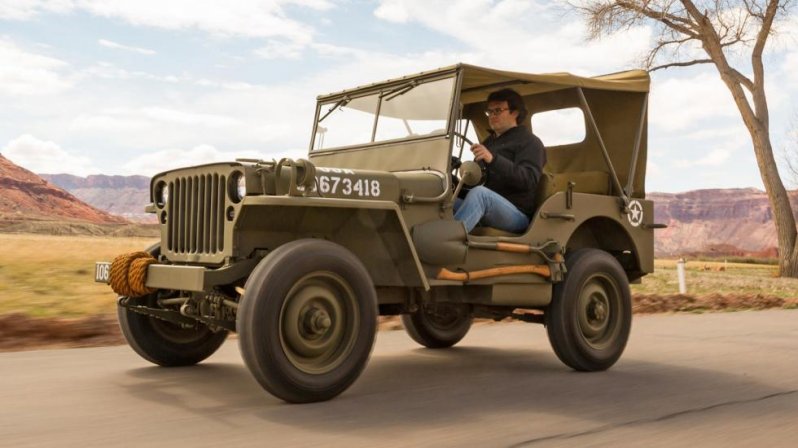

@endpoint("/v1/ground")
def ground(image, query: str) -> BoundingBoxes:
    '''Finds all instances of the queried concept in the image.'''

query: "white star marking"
[628,201,643,227]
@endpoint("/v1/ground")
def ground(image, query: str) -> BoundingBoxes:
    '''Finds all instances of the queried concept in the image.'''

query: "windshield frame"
[309,70,460,154]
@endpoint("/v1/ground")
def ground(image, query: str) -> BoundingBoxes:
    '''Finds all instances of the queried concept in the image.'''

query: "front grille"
[167,174,226,254]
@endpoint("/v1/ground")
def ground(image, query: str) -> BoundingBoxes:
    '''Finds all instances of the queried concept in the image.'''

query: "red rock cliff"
[0,154,127,224]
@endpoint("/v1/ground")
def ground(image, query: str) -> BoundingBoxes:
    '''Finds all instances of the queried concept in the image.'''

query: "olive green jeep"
[96,64,660,403]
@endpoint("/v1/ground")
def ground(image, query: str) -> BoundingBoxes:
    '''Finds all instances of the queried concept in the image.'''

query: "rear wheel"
[118,245,228,367]
[545,249,631,371]
[237,239,377,403]
[402,303,472,349]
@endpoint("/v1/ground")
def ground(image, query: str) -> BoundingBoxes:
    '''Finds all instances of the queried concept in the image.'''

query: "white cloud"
[649,72,739,132]
[683,126,749,142]
[780,50,798,86]
[1,134,97,175]
[311,42,370,59]
[645,159,661,180]
[142,107,240,127]
[303,47,476,94]
[70,107,241,133]
[83,0,331,44]
[70,113,149,134]
[81,61,199,85]
[0,37,72,95]
[371,0,649,74]
[675,148,732,168]
[98,38,156,55]
[83,61,150,80]
[123,144,297,176]
[0,0,74,20]
[254,40,304,60]
[374,1,410,23]
[62,82,313,157]
[765,10,798,53]
[2,0,334,44]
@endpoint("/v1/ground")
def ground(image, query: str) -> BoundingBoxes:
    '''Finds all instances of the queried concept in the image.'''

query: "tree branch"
[615,0,702,37]
[643,33,700,69]
[730,68,755,92]
[749,1,780,124]
[649,58,713,71]
[678,0,706,23]
[720,36,751,47]
[752,1,779,64]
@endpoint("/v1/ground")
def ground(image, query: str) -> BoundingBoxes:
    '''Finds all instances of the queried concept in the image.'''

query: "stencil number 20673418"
[317,176,381,197]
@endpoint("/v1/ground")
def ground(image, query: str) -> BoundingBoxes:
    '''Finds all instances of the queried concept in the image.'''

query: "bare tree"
[573,0,797,276]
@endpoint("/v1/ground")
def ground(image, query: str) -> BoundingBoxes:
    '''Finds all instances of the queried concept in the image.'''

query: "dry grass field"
[0,233,157,318]
[1,234,797,319]
[632,259,798,299]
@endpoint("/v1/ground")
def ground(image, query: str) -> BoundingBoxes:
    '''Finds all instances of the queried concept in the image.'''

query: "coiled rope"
[109,251,157,297]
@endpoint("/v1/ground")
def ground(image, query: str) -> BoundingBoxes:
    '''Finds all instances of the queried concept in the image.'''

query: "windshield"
[313,76,455,151]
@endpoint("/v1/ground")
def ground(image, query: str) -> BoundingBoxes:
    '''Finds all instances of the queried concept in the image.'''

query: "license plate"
[95,262,111,283]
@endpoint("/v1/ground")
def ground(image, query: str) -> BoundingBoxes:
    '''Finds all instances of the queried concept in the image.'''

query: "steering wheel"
[449,132,488,205]
[450,131,487,183]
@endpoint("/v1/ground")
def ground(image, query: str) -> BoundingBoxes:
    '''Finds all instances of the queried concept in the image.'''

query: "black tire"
[237,239,377,403]
[118,245,228,367]
[545,248,632,371]
[402,303,472,348]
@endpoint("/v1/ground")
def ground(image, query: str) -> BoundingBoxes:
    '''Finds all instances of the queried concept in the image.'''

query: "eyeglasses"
[484,107,510,117]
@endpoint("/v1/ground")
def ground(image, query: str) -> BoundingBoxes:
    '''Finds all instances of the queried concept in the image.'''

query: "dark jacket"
[483,125,546,216]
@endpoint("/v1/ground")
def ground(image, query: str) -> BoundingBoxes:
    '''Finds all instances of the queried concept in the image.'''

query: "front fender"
[234,196,429,290]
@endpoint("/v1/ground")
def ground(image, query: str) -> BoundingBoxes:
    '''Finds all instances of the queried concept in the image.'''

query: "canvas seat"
[470,226,520,237]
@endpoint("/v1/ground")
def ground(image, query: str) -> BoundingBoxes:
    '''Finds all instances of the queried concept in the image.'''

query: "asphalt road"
[2,310,797,447]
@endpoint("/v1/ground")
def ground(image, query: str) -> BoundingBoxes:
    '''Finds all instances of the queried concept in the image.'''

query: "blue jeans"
[454,186,530,233]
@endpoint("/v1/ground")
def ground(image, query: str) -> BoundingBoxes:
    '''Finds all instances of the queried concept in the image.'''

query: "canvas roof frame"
[313,63,651,200]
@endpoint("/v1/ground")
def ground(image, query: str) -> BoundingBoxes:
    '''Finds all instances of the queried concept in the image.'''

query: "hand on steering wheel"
[452,131,489,168]
[451,131,487,179]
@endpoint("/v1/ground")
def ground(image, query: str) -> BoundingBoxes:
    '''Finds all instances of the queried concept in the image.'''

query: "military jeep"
[96,64,658,403]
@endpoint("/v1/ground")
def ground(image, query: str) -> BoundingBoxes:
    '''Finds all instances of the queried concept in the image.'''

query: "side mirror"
[459,161,483,187]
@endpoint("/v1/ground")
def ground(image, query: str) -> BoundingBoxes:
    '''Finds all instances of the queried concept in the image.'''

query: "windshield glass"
[313,76,455,151]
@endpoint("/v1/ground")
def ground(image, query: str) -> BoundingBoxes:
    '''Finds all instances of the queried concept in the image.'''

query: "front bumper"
[95,258,260,293]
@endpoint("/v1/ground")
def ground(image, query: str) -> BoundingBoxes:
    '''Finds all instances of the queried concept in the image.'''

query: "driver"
[454,88,546,233]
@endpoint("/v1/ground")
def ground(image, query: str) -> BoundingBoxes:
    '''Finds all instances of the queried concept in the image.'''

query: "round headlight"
[229,171,246,203]
[155,181,168,207]
[237,174,246,200]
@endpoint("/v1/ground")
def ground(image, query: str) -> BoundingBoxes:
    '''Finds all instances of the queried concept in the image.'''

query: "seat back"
[535,170,611,206]
[469,171,611,238]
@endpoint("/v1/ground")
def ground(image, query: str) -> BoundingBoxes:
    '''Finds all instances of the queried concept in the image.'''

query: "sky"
[1,0,797,193]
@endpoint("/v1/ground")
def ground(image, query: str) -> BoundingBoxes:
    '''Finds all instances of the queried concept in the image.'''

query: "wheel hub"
[279,272,359,375]
[578,278,617,347]
[589,297,608,322]
[303,307,332,336]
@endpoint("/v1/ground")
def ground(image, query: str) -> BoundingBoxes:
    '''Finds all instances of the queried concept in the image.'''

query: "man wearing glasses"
[454,88,546,234]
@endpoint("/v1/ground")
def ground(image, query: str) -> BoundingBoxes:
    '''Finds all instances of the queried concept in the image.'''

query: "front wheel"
[118,244,228,367]
[402,303,473,349]
[545,249,632,371]
[237,239,377,403]
[118,295,229,366]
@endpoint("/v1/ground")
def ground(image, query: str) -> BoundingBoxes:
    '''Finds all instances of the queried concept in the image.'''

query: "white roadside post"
[676,258,687,294]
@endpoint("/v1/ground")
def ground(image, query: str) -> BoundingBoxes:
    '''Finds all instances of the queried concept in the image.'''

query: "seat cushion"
[469,226,521,237]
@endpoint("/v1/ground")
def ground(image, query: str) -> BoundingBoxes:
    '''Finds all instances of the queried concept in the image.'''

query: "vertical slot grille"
[166,173,226,255]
